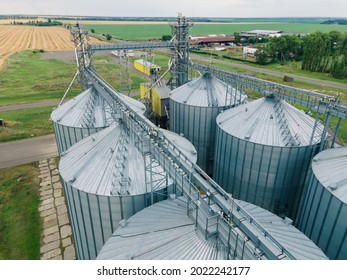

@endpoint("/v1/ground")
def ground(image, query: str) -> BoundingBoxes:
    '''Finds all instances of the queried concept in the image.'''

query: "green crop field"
[0,51,147,106]
[0,51,80,106]
[85,22,347,41]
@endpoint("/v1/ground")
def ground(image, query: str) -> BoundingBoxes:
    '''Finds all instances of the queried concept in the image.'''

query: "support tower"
[169,14,192,88]
[70,23,94,90]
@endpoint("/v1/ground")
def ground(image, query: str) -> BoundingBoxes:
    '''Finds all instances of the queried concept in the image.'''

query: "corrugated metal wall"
[63,182,177,260]
[170,100,228,175]
[298,174,347,260]
[213,126,319,219]
[53,122,104,155]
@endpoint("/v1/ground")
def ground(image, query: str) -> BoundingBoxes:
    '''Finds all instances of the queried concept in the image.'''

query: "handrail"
[190,61,347,119]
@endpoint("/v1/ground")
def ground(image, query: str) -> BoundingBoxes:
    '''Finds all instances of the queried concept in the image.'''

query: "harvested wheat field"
[0,25,100,68]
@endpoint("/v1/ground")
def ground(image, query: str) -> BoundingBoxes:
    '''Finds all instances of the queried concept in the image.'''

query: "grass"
[0,163,41,259]
[0,51,80,106]
[0,106,54,143]
[93,55,113,63]
[94,63,147,92]
[85,23,347,41]
[0,50,148,106]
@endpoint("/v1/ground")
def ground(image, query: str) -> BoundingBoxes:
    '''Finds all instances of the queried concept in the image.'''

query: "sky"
[1,0,347,18]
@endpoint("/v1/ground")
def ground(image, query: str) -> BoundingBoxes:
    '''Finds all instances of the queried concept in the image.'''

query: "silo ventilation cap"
[284,217,293,225]
[119,219,128,228]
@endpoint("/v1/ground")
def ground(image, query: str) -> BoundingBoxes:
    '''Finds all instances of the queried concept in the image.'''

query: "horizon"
[1,14,346,19]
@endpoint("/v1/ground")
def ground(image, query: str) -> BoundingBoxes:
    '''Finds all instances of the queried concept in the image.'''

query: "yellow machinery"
[140,83,170,118]
[134,59,160,76]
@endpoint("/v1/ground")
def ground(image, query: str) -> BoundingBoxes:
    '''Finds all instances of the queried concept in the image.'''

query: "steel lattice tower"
[70,23,94,90]
[169,14,192,88]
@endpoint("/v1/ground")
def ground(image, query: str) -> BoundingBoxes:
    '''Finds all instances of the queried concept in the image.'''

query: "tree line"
[254,31,347,79]
[11,19,63,27]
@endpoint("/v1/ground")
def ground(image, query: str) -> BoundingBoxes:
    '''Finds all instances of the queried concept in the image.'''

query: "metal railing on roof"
[190,62,347,120]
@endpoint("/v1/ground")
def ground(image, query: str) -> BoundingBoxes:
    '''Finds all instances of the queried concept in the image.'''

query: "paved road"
[0,100,61,113]
[190,54,347,90]
[0,134,58,169]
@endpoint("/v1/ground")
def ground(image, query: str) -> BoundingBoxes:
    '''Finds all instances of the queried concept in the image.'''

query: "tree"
[255,45,270,65]
[91,28,95,33]
[248,36,257,44]
[106,34,112,40]
[234,32,241,44]
[331,57,347,78]
[302,32,332,72]
[162,35,172,41]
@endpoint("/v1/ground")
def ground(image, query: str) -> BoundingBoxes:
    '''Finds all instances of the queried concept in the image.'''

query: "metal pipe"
[319,112,332,152]
[331,117,342,147]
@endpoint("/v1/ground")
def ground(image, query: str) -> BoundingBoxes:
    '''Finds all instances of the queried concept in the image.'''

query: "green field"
[0,51,80,106]
[0,106,54,143]
[0,51,147,106]
[0,163,41,259]
[0,51,147,143]
[86,22,347,41]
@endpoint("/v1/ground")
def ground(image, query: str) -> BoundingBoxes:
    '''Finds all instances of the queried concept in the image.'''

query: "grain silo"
[51,87,146,154]
[169,73,246,175]
[213,96,324,219]
[297,147,347,260]
[59,124,197,260]
[96,196,327,260]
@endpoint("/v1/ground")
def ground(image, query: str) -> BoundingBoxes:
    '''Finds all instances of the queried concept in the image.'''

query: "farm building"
[239,30,283,39]
[243,46,258,57]
[190,36,235,46]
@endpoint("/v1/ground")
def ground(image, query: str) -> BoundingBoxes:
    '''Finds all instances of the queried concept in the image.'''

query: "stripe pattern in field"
[0,25,99,68]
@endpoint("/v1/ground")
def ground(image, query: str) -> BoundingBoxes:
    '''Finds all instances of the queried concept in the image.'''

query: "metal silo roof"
[236,200,328,260]
[97,196,327,260]
[312,147,347,203]
[119,94,146,115]
[51,88,112,128]
[170,73,245,107]
[51,88,145,128]
[216,97,324,147]
[97,197,225,260]
[59,123,166,196]
[161,129,197,162]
